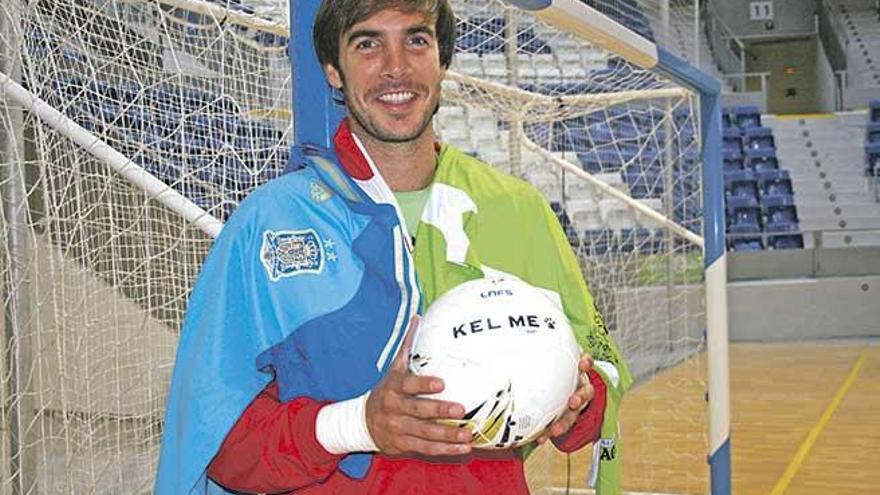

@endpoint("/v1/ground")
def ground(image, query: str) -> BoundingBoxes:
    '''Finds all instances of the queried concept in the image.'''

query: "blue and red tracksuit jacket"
[155,121,606,495]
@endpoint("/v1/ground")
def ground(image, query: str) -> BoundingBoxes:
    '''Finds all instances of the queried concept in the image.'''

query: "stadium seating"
[730,106,760,128]
[456,16,552,55]
[45,73,290,220]
[765,111,880,248]
[721,107,803,250]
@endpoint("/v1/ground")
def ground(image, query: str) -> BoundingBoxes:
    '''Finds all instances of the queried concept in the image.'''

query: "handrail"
[817,0,849,73]
[822,0,850,47]
[834,70,848,111]
[719,72,770,102]
[703,6,746,81]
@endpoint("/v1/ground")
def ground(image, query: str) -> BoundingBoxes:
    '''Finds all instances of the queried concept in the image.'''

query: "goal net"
[1,0,711,493]
[443,2,708,494]
[1,0,290,492]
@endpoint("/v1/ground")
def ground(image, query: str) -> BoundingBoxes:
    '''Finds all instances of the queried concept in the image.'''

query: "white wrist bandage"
[315,391,378,455]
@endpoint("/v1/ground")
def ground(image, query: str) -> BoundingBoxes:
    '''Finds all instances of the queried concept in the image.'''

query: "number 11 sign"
[750,1,774,21]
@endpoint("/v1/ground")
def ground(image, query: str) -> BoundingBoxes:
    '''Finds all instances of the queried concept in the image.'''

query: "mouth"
[378,90,417,103]
[376,90,419,107]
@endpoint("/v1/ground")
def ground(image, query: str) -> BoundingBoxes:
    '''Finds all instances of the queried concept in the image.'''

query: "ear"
[324,63,343,90]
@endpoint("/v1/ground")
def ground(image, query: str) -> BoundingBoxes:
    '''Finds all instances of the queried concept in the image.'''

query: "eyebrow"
[346,24,436,46]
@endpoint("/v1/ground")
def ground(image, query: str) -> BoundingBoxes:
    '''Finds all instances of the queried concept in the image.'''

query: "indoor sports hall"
[1,0,877,493]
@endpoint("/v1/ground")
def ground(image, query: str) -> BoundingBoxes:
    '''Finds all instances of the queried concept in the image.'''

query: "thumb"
[391,315,421,370]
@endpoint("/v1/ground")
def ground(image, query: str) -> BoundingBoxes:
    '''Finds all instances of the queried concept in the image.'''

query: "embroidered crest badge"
[261,229,325,281]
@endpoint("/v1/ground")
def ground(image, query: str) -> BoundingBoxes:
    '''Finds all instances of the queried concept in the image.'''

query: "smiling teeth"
[378,92,415,104]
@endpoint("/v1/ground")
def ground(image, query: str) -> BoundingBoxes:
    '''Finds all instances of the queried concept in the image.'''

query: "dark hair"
[313,0,456,72]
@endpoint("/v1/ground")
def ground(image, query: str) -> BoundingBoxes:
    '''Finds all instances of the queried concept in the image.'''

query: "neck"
[350,122,437,192]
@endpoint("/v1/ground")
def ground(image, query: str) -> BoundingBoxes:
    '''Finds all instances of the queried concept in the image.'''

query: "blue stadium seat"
[550,202,578,241]
[723,133,743,154]
[516,27,552,54]
[577,151,603,173]
[768,234,804,250]
[723,146,743,161]
[866,122,880,143]
[722,108,733,129]
[760,193,795,208]
[759,171,794,203]
[673,169,699,195]
[587,123,615,147]
[743,126,775,151]
[134,154,178,184]
[745,147,779,171]
[732,105,762,129]
[456,17,550,54]
[524,122,551,144]
[583,229,614,255]
[725,169,759,205]
[728,237,765,251]
[756,168,789,184]
[764,204,799,233]
[553,119,589,151]
[728,204,762,232]
[618,228,638,253]
[673,197,701,224]
[622,169,663,198]
[724,155,745,171]
[678,147,699,171]
[99,102,120,123]
[723,127,743,140]
[865,142,880,176]
[870,100,880,123]
[578,148,625,173]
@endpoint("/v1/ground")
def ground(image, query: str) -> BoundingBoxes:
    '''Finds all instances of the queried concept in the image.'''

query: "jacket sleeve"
[552,370,608,453]
[207,382,344,493]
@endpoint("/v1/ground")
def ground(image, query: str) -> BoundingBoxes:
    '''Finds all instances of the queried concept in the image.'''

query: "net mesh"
[2,0,290,492]
[442,3,707,492]
[1,0,708,493]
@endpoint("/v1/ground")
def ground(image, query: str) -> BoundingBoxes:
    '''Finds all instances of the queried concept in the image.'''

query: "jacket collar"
[333,119,374,181]
[332,119,443,182]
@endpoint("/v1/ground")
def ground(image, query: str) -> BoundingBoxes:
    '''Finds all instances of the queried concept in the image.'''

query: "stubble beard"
[344,82,441,145]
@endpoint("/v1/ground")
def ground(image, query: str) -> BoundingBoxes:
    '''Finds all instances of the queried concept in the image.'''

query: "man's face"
[325,9,445,143]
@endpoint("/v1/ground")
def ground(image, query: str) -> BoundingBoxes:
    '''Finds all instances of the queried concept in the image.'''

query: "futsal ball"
[408,276,581,449]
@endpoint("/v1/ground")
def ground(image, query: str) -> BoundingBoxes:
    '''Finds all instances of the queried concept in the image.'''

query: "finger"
[568,383,593,411]
[399,396,466,419]
[549,411,578,437]
[579,354,594,373]
[400,416,473,444]
[398,372,445,396]
[391,315,421,370]
[582,381,595,402]
[396,434,472,457]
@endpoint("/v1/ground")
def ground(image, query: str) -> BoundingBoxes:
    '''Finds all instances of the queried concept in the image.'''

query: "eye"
[355,38,378,50]
[408,35,431,47]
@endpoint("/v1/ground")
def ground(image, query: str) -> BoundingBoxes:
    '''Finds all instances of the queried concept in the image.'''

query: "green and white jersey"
[409,145,632,494]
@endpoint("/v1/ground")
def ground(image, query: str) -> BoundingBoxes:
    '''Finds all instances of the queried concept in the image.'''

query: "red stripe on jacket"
[207,371,606,494]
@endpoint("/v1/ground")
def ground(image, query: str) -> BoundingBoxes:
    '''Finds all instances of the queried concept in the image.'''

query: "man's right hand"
[365,316,473,456]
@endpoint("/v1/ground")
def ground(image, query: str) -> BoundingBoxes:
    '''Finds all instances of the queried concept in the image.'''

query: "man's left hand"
[535,355,595,444]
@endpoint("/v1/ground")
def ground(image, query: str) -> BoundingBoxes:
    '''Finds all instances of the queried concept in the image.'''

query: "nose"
[381,42,411,80]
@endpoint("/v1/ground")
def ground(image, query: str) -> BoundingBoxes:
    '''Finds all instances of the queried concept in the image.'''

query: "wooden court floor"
[526,341,880,494]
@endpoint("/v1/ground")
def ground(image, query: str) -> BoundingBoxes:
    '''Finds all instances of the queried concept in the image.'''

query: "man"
[155,1,631,493]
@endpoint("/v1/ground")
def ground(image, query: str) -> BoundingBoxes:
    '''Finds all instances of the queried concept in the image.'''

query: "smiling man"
[155,1,630,494]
